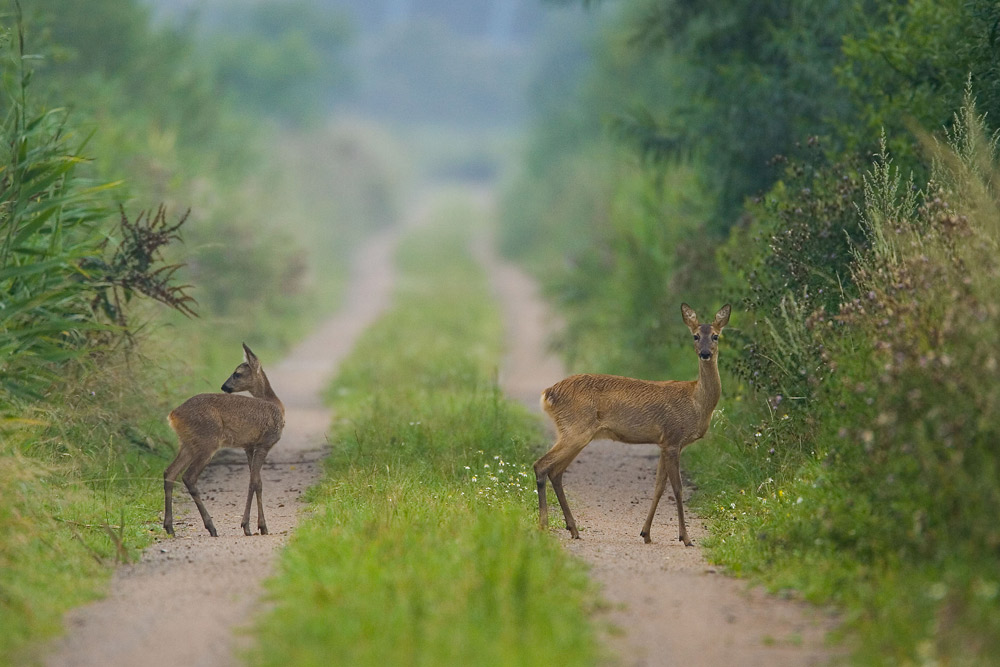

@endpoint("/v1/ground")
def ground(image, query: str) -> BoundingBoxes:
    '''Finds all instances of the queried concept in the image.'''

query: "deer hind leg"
[549,470,579,538]
[640,448,672,544]
[182,451,218,537]
[163,447,195,536]
[242,447,269,536]
[533,432,591,538]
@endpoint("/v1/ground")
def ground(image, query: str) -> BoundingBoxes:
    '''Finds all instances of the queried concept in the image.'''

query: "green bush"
[719,143,866,400]
[691,92,1000,663]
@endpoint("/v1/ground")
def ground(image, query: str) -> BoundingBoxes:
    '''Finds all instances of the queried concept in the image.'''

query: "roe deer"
[534,303,731,547]
[163,343,285,537]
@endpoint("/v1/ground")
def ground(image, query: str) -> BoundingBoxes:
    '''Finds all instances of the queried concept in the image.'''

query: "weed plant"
[250,202,600,666]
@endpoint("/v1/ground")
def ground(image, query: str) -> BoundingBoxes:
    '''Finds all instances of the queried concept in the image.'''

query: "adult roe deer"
[534,303,731,546]
[163,343,285,537]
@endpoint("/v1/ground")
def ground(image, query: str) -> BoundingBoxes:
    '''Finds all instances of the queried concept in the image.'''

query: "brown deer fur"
[534,303,730,546]
[163,343,284,537]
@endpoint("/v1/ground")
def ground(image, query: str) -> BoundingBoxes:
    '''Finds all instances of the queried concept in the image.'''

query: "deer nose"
[699,351,712,360]
[221,383,232,393]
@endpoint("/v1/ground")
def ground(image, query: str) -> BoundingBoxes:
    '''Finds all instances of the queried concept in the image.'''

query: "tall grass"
[249,200,600,666]
[0,352,176,665]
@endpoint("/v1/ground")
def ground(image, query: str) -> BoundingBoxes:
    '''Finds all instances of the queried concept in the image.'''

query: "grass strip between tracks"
[249,199,601,666]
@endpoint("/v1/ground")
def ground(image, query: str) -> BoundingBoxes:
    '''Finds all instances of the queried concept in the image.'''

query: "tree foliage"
[203,0,354,126]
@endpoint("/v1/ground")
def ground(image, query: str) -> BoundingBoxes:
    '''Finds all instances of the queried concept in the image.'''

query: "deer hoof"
[242,524,252,536]
[259,525,268,536]
[641,531,651,544]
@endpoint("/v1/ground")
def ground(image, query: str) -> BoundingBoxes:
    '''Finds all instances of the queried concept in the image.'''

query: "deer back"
[168,393,285,450]
[542,374,712,446]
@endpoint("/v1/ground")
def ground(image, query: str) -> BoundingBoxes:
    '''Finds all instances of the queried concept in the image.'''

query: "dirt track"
[476,224,839,666]
[41,226,399,667]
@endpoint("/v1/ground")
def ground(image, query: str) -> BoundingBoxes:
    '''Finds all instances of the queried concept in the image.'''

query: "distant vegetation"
[503,0,1000,662]
[198,0,354,127]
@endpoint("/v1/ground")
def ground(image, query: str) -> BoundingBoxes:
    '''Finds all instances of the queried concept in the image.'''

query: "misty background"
[149,0,601,182]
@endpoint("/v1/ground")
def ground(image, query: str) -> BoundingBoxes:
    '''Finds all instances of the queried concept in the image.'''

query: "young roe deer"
[163,343,285,537]
[534,303,731,546]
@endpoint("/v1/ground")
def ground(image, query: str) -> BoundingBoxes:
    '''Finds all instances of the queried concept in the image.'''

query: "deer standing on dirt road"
[163,343,285,537]
[534,303,731,546]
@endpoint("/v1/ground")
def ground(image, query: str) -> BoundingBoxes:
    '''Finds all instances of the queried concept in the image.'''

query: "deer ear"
[242,342,260,368]
[681,303,699,331]
[714,304,731,329]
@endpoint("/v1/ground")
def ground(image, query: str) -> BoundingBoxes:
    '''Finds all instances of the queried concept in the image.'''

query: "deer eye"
[712,334,719,341]
[693,334,700,341]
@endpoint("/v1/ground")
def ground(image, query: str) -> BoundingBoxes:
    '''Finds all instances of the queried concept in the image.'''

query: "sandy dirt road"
[475,228,840,667]
[40,226,399,667]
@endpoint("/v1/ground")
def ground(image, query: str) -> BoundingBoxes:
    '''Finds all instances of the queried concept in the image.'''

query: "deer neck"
[253,372,285,415]
[694,357,722,413]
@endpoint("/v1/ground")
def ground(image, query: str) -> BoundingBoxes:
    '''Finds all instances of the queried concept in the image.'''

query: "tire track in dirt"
[41,225,400,667]
[475,223,840,666]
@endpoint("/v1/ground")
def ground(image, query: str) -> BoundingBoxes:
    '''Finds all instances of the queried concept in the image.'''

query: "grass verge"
[686,384,1000,664]
[248,199,601,666]
[0,353,177,665]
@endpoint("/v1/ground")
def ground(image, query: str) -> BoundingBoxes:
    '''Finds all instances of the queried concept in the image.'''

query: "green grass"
[249,200,601,666]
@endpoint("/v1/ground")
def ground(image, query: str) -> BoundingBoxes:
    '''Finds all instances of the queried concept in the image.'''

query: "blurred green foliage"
[0,17,192,401]
[202,0,354,127]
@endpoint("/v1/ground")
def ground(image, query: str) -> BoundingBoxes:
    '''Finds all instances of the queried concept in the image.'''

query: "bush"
[836,92,1000,561]
[719,141,866,401]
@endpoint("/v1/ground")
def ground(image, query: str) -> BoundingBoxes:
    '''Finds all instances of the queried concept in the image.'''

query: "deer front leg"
[242,448,268,536]
[254,452,268,535]
[664,448,692,546]
[640,448,670,544]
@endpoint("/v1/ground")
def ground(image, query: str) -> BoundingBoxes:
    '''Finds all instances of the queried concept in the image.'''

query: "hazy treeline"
[503,1,1000,662]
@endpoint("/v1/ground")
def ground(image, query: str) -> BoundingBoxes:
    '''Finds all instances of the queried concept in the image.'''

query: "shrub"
[719,142,866,402]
